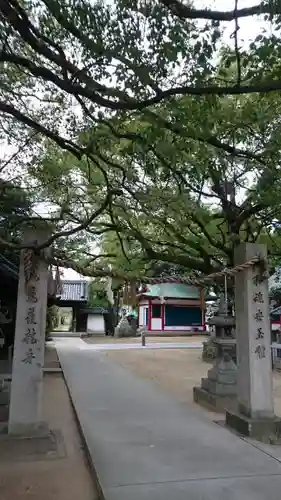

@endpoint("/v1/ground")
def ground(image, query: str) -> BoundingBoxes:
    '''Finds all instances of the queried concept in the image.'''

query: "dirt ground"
[105,345,281,420]
[0,350,98,500]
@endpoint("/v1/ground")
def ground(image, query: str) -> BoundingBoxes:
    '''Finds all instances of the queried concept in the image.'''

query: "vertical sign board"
[8,232,49,435]
[235,243,274,420]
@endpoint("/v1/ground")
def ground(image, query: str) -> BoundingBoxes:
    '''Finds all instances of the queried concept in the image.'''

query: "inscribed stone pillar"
[8,229,49,436]
[234,243,274,419]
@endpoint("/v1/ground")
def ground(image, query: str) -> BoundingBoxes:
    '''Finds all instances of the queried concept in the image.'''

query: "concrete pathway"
[56,342,281,500]
[53,337,203,351]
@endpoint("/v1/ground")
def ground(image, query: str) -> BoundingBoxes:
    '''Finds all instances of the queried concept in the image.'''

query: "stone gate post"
[226,243,281,441]
[8,228,49,436]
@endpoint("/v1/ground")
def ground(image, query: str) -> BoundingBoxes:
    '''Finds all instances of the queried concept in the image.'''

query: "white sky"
[198,0,267,47]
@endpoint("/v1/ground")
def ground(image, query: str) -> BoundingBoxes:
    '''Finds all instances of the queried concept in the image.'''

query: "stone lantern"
[194,293,237,412]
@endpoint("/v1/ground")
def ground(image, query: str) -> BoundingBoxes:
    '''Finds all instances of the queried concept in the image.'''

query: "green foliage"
[83,89,281,275]
[88,280,108,308]
[2,0,281,280]
[22,87,281,278]
[0,179,32,264]
[0,0,278,162]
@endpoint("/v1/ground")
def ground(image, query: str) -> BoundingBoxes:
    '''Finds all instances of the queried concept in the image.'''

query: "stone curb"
[57,352,106,500]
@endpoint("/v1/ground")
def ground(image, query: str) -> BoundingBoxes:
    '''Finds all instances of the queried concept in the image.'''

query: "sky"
[197,0,267,42]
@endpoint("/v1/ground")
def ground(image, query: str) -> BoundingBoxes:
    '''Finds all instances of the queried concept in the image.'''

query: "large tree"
[1,0,281,279]
[22,88,281,279]
[1,0,281,162]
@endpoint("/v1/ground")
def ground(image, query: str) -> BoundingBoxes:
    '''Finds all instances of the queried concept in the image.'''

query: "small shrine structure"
[138,283,205,333]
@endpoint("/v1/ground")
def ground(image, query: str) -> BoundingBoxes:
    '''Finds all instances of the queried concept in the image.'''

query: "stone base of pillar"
[0,428,66,461]
[8,421,50,438]
[193,354,237,412]
[226,410,281,443]
[193,386,237,412]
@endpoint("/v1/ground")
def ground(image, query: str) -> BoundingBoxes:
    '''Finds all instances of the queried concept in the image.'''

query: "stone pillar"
[226,243,281,442]
[8,229,49,436]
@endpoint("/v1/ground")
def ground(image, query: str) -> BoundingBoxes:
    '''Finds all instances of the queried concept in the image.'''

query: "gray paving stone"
[57,346,281,500]
[105,475,281,500]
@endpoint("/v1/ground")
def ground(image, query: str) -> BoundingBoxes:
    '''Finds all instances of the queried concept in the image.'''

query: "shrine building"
[138,283,205,333]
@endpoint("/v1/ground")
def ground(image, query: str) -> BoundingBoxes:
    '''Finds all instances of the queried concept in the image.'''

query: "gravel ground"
[105,346,281,420]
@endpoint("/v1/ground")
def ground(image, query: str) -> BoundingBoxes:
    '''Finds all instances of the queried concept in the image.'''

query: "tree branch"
[232,0,241,87]
[143,110,262,160]
[0,131,38,172]
[158,0,268,21]
[0,100,83,159]
[41,0,161,95]
[0,190,115,251]
[122,221,220,273]
[2,0,281,112]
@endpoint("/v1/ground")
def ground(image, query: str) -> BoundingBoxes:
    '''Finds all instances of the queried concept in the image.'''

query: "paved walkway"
[53,337,203,351]
[56,340,281,500]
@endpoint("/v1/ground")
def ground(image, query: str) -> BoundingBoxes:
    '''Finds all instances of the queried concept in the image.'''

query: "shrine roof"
[139,283,200,300]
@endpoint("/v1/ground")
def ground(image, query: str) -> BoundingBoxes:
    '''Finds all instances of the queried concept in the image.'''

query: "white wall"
[139,303,148,327]
[139,305,144,326]
[151,318,162,330]
[87,314,105,333]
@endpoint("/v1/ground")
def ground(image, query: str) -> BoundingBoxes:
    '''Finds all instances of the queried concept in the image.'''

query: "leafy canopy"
[1,1,281,278]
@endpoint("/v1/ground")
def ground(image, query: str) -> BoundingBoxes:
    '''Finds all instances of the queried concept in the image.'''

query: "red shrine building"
[138,283,205,332]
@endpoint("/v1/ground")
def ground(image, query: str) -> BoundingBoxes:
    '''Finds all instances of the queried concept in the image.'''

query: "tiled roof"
[139,283,200,299]
[57,280,88,302]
